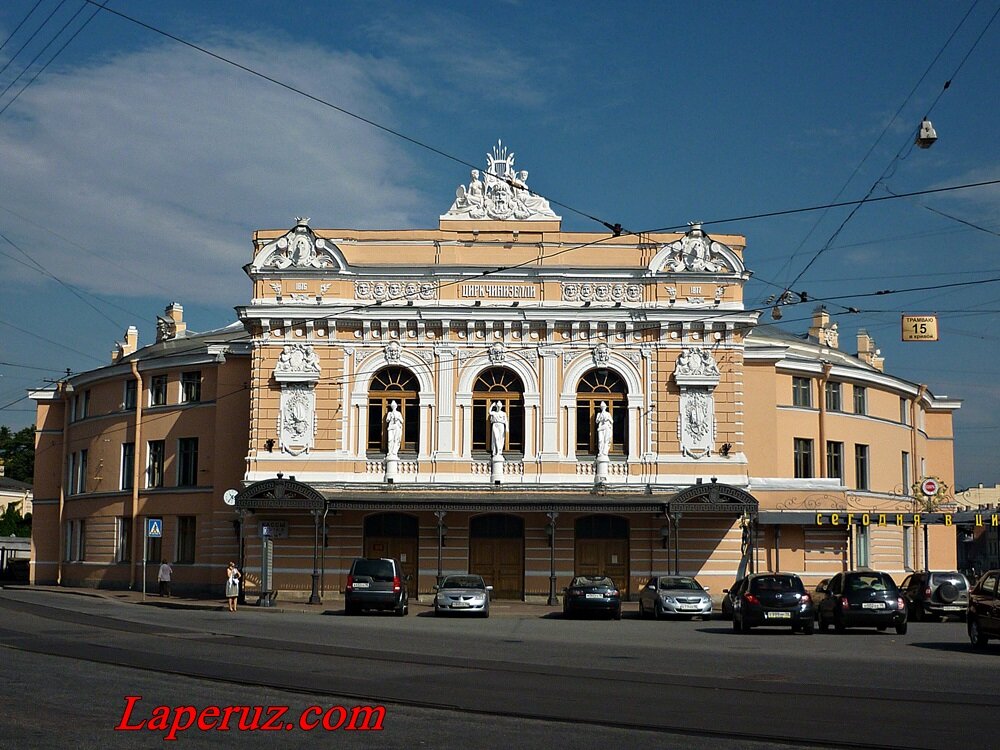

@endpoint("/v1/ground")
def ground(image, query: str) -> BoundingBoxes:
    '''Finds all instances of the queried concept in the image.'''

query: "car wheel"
[637,600,646,619]
[740,615,751,633]
[731,617,740,633]
[613,607,622,621]
[434,606,443,617]
[969,617,990,650]
[345,602,358,616]
[802,620,814,635]
[895,621,908,636]
[818,614,829,632]
[792,623,801,633]
[912,604,923,622]
[654,602,665,621]
[394,600,407,617]
[877,625,887,632]
[834,614,846,633]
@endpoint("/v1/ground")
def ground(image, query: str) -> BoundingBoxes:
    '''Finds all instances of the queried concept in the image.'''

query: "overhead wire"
[0,0,46,55]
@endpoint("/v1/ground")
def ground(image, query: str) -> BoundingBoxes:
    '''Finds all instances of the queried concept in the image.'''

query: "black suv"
[731,573,814,634]
[900,571,969,622]
[345,557,409,616]
[816,571,907,634]
[968,570,1000,650]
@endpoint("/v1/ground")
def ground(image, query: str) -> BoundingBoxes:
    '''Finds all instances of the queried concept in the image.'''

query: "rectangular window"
[65,519,86,562]
[177,438,198,487]
[794,438,814,479]
[176,516,196,564]
[121,442,135,491]
[115,517,131,563]
[150,375,168,407]
[824,382,842,411]
[900,396,909,424]
[77,449,88,495]
[902,451,911,491]
[853,385,867,415]
[855,444,870,491]
[146,528,161,565]
[856,525,870,569]
[792,377,812,407]
[826,441,844,481]
[67,452,76,495]
[903,525,912,570]
[147,440,165,488]
[181,371,201,403]
[124,379,137,410]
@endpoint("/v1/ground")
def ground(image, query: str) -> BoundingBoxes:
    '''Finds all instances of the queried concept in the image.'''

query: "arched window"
[576,369,627,455]
[473,368,524,456]
[367,367,419,455]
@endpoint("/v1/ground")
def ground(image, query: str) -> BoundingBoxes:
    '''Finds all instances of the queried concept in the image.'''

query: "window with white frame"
[121,442,135,491]
[177,438,198,486]
[902,451,911,492]
[147,440,165,488]
[181,371,201,403]
[124,379,137,410]
[853,385,867,415]
[115,517,131,563]
[176,516,196,564]
[824,382,842,411]
[903,525,913,570]
[792,377,812,407]
[855,444,870,491]
[826,441,844,481]
[150,375,168,406]
[856,524,870,568]
[794,438,814,479]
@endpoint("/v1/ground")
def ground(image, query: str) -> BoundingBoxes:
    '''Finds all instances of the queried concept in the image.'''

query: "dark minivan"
[816,571,907,634]
[344,557,408,616]
[731,573,814,634]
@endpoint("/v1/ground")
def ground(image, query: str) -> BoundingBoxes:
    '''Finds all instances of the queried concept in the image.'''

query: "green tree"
[0,425,34,483]
[0,502,30,536]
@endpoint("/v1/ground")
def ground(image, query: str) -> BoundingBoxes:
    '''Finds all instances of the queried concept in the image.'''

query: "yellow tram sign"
[901,315,938,342]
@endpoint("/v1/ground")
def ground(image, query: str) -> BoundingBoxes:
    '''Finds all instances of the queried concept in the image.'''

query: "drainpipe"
[57,382,71,585]
[129,360,143,590]
[911,385,927,569]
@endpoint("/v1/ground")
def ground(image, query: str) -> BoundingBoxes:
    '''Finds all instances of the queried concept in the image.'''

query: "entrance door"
[469,514,524,599]
[363,513,419,583]
[575,515,630,596]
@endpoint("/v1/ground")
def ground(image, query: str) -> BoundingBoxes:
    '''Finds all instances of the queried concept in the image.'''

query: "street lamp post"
[308,509,321,605]
[435,511,447,585]
[546,511,559,606]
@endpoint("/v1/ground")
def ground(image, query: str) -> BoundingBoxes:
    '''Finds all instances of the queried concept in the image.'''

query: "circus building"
[30,143,962,602]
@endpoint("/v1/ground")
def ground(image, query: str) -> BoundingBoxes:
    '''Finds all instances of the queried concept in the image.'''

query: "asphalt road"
[1,588,997,750]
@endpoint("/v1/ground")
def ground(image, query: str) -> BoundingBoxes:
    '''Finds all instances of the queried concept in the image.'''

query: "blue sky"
[1,2,997,488]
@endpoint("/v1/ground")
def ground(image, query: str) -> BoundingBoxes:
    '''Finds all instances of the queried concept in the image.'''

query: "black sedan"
[731,573,814,634]
[562,576,622,619]
[816,571,907,634]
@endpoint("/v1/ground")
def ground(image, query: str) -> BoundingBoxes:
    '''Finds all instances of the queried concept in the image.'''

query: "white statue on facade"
[595,401,613,457]
[489,401,508,458]
[385,400,403,458]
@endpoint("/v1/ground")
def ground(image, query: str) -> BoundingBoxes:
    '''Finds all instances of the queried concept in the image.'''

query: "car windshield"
[846,573,897,593]
[440,576,486,590]
[571,576,613,588]
[351,559,395,580]
[751,575,802,593]
[660,577,702,591]
[931,573,967,589]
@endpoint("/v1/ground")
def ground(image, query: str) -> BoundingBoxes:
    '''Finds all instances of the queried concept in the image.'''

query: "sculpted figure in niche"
[595,401,613,457]
[489,401,508,458]
[385,400,403,458]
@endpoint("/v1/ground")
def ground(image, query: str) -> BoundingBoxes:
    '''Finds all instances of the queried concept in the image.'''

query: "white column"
[539,350,560,458]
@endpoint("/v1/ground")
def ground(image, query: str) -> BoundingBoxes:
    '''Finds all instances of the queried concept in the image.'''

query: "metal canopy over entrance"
[234,474,328,605]
[665,480,759,579]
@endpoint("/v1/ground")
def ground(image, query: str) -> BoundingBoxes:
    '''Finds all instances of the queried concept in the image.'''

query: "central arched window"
[576,369,627,455]
[473,368,524,456]
[367,367,419,455]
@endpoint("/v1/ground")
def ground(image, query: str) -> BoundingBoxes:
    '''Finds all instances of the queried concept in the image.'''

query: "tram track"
[0,593,990,750]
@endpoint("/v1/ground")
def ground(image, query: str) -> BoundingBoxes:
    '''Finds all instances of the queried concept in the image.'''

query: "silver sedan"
[433,574,492,617]
[638,575,713,620]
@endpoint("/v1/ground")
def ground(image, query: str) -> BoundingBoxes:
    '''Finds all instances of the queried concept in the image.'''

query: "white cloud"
[0,31,430,304]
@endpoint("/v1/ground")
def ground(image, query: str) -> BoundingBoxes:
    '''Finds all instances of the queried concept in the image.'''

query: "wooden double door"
[364,537,418,582]
[575,515,630,597]
[469,514,524,599]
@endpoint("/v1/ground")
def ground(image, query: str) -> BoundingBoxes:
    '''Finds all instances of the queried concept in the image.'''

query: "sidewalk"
[2,584,584,618]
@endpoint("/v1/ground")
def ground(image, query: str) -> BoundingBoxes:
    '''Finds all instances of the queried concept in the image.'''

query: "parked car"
[731,573,814,634]
[433,574,492,617]
[900,571,969,621]
[344,557,408,616]
[638,575,713,620]
[563,575,622,619]
[967,569,1000,650]
[815,571,906,634]
[721,577,747,620]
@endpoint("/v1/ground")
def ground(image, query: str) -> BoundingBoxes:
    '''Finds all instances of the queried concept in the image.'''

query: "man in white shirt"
[157,560,173,597]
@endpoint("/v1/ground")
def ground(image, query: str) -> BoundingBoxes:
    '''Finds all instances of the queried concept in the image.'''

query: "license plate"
[353,582,369,589]
[861,602,884,609]
[452,602,470,608]
[586,593,603,599]
[944,606,963,611]
[765,611,791,619]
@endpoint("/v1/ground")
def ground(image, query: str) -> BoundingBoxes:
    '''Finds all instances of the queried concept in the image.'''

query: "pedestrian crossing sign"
[146,518,163,538]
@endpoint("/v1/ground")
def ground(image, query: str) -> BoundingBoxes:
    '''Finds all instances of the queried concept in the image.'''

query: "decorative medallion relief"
[354,280,437,302]
[488,342,507,364]
[278,384,316,456]
[562,282,642,303]
[385,341,402,363]
[592,343,610,367]
[678,390,715,459]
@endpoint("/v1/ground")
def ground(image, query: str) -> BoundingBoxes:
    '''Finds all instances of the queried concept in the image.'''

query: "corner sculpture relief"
[673,346,720,458]
[657,223,733,274]
[443,140,560,221]
[273,343,320,455]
